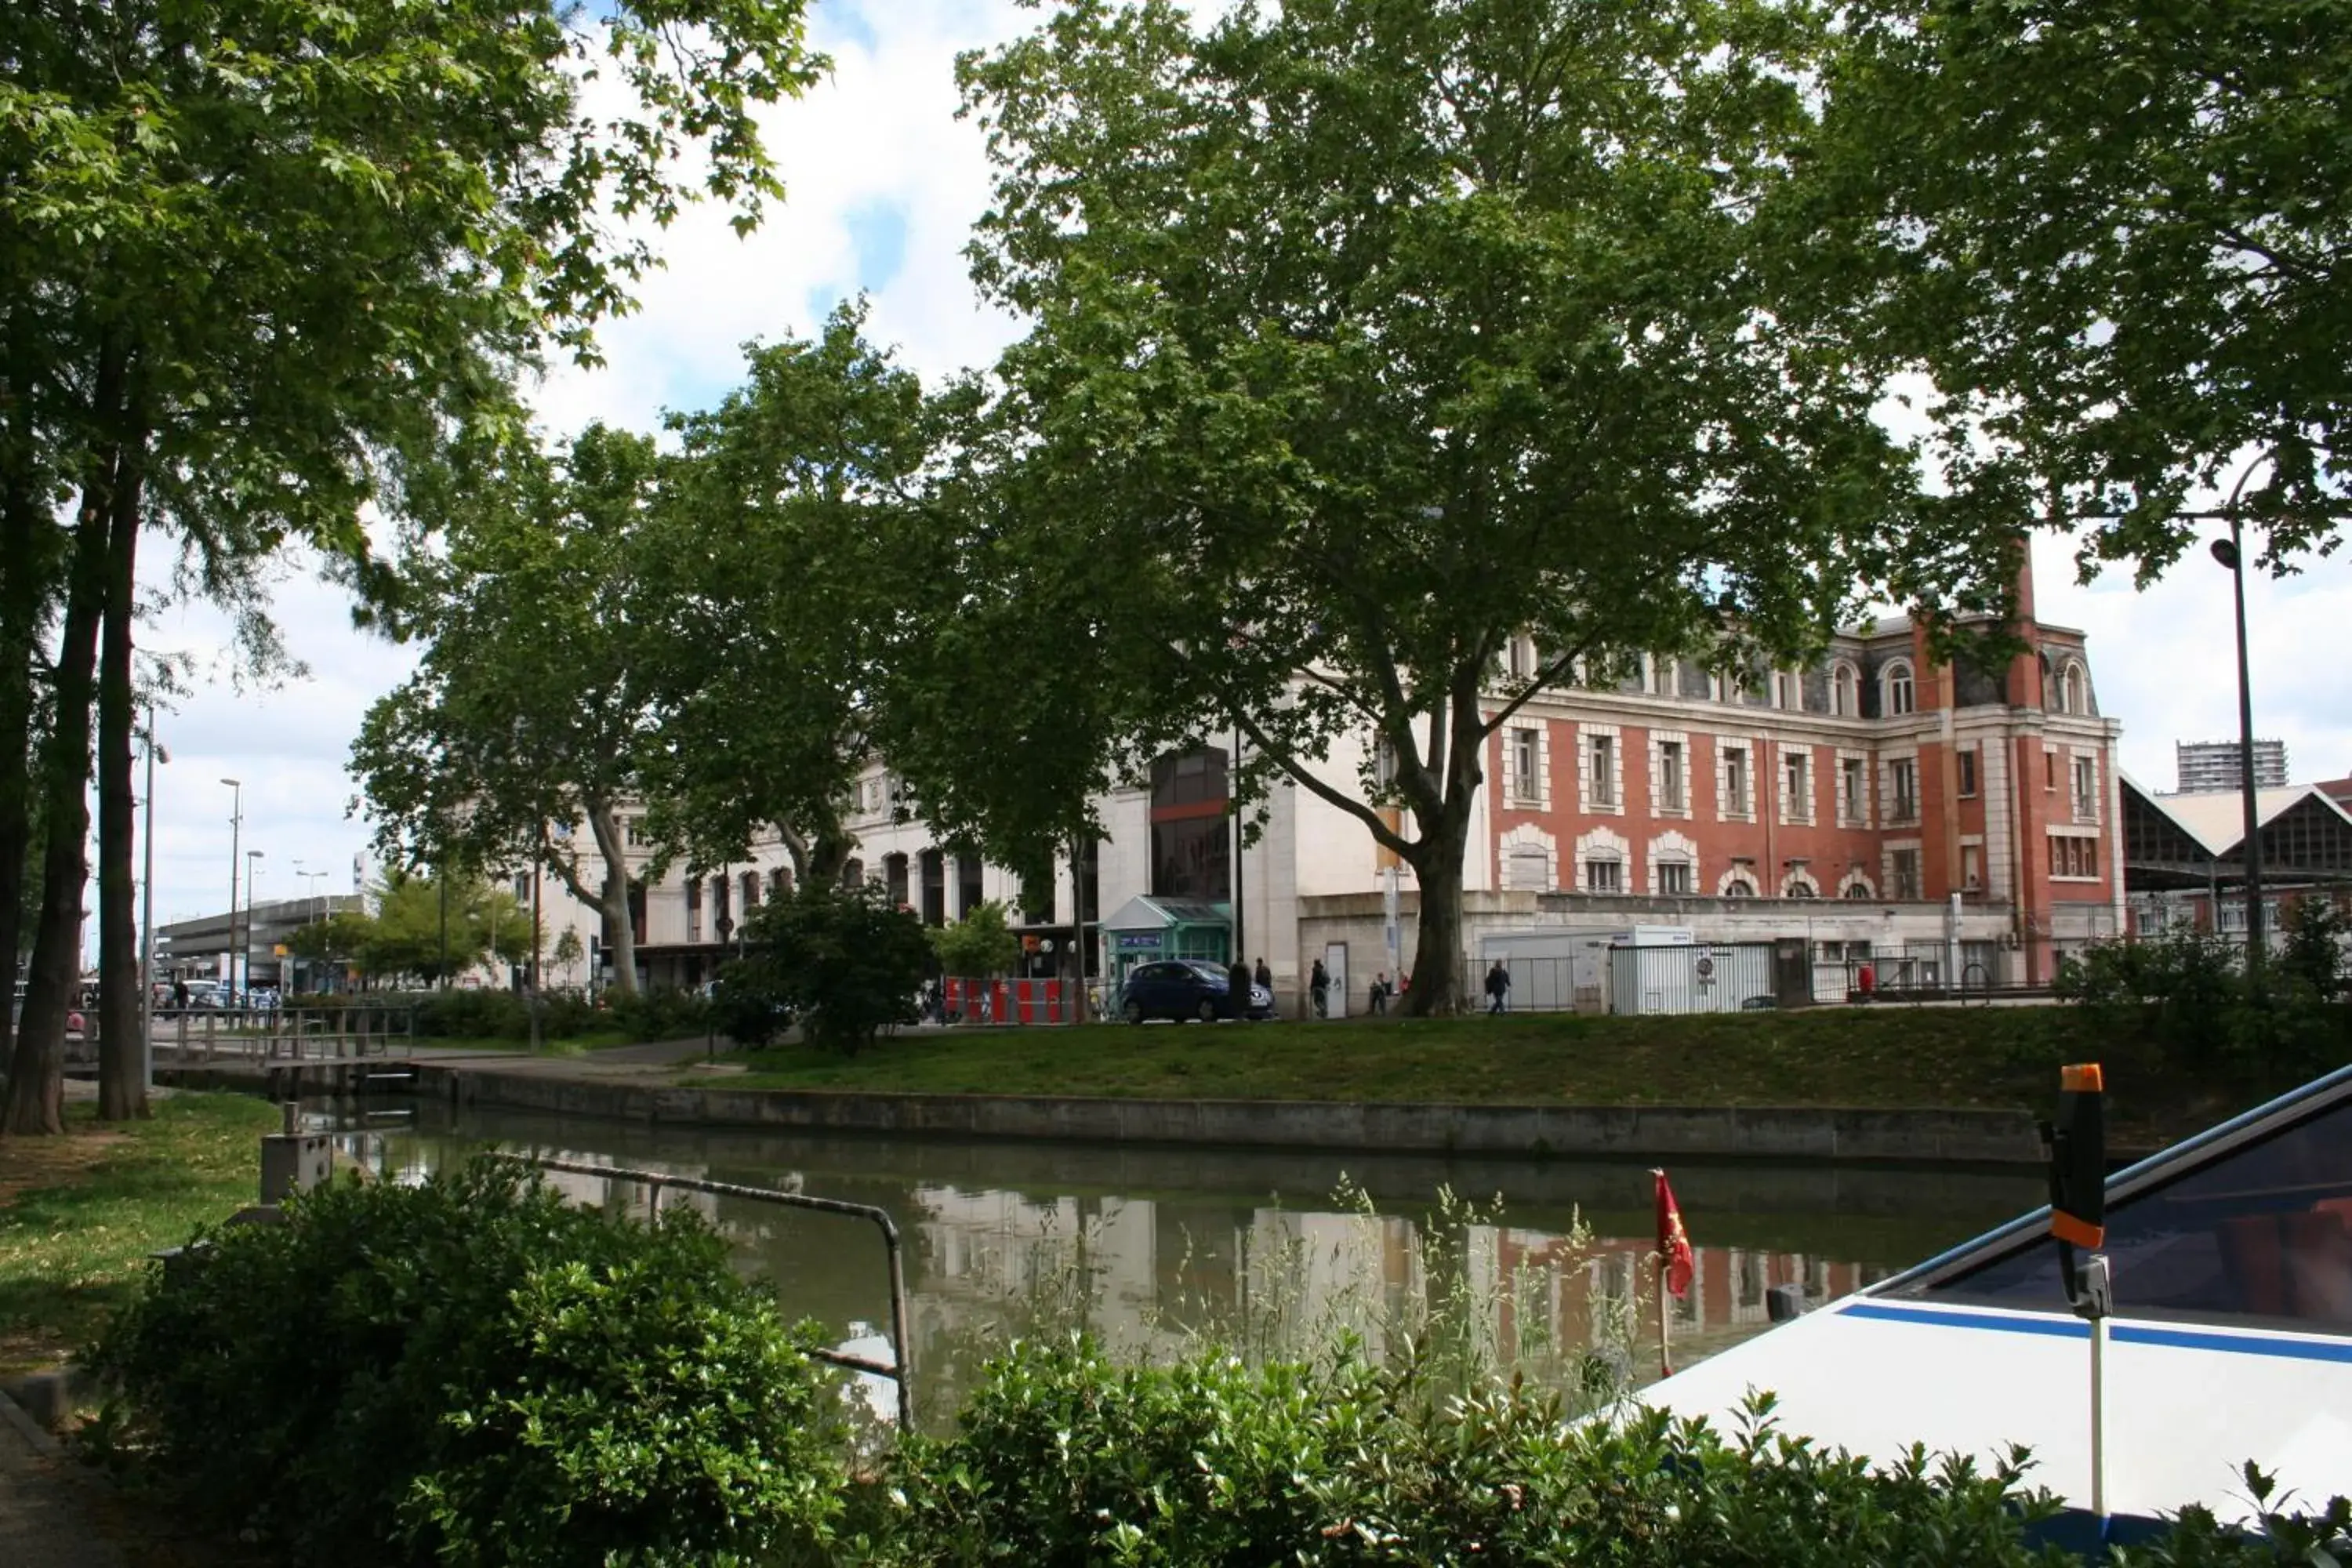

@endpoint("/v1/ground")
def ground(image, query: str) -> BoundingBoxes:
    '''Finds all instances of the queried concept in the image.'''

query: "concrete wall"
[426,1065,2048,1167]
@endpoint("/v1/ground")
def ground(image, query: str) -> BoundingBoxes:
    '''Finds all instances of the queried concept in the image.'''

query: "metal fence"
[498,1153,916,1430]
[64,1006,419,1065]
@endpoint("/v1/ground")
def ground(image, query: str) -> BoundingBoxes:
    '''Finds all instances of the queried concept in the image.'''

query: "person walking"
[1369,972,1388,1015]
[1253,956,1272,991]
[1308,958,1330,1018]
[1485,959,1511,1014]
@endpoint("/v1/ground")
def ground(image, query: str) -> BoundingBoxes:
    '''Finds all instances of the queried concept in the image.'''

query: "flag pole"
[1657,1257,1672,1379]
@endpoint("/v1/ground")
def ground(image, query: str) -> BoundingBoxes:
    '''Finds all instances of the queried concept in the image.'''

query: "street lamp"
[2209,501,2266,973]
[222,779,242,995]
[292,864,328,993]
[245,848,265,1000]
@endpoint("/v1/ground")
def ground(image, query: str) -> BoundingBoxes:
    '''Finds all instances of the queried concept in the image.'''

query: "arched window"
[2062,662,2089,716]
[1775,670,1803,711]
[1831,662,1860,717]
[1883,660,1915,717]
[839,858,866,890]
[1723,877,1758,898]
[1845,882,1873,901]
[739,870,761,912]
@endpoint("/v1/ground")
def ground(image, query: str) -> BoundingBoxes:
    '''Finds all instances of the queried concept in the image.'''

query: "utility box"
[260,1104,331,1205]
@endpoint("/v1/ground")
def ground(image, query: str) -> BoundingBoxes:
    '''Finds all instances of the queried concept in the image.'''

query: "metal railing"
[502,1154,916,1431]
[154,1006,416,1062]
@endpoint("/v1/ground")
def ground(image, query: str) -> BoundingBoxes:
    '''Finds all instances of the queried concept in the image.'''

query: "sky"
[128,0,2350,947]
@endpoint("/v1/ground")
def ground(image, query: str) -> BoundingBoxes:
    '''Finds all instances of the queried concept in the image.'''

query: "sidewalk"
[0,1392,119,1568]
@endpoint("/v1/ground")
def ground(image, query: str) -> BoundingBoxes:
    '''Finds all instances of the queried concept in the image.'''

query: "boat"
[1642,1062,2352,1542]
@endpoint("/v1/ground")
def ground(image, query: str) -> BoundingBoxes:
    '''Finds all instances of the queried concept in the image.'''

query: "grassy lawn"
[0,1092,278,1376]
[720,1007,2272,1147]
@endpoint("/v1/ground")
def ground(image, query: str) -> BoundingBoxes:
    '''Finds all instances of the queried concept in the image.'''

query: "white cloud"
[132,2,2352,951]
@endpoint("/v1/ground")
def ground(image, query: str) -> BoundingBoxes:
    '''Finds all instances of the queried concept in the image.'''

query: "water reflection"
[322,1098,2040,1425]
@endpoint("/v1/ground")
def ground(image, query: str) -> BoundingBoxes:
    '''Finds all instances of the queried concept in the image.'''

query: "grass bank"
[720,1006,2303,1149]
[0,1092,278,1375]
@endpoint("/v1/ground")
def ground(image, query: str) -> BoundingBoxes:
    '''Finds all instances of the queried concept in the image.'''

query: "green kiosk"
[1100,895,1233,1006]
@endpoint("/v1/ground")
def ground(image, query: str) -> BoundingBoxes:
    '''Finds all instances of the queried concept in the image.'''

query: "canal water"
[322,1098,2042,1426]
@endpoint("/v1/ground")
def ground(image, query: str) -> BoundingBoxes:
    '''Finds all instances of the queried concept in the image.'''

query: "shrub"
[2056,930,2352,1084]
[860,1338,2074,1566]
[2107,1465,2352,1566]
[91,1159,844,1568]
[732,882,927,1054]
[604,984,713,1042]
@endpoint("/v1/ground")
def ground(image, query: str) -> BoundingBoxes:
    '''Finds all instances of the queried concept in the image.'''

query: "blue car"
[1120,960,1275,1024]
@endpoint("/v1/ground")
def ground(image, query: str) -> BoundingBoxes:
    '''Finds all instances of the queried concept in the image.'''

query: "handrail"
[495,1153,915,1431]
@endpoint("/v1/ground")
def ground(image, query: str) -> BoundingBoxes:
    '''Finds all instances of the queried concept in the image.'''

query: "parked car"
[1119,960,1275,1024]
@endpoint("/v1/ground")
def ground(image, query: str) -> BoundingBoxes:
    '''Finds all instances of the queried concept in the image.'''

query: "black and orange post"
[2045,1062,2112,1523]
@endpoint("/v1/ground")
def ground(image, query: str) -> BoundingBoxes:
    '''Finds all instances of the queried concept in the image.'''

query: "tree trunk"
[96,433,147,1120]
[0,337,60,1077]
[1399,820,1472,1016]
[582,799,641,996]
[0,483,46,1078]
[1399,666,1488,1018]
[4,441,117,1135]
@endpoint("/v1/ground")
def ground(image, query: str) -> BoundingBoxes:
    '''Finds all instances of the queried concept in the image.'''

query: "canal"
[323,1097,2044,1426]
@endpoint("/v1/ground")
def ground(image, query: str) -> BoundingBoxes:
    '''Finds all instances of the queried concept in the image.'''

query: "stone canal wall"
[419,1065,2048,1166]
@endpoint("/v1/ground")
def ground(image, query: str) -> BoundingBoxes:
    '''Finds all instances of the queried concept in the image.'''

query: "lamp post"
[292,866,327,993]
[221,779,241,994]
[2209,494,2266,974]
[245,849,265,1001]
[139,710,168,1091]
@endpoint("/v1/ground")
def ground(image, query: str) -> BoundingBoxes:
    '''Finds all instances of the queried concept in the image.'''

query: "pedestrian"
[1253,956,1272,991]
[1308,958,1330,1018]
[172,978,189,1011]
[1485,959,1510,1014]
[1369,972,1388,1015]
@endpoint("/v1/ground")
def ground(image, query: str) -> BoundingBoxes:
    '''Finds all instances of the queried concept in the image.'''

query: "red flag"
[1653,1168,1693,1298]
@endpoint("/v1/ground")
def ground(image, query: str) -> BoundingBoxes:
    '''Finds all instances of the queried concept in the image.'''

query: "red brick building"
[1475,563,2124,984]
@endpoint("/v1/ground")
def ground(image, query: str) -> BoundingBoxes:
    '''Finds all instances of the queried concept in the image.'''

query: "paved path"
[0,1395,120,1568]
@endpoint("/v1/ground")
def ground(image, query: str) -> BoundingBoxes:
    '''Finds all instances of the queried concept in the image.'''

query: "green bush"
[604,984,713,1042]
[857,1338,2080,1566]
[91,1159,844,1568]
[731,881,927,1054]
[2056,928,2352,1083]
[2109,1467,2352,1566]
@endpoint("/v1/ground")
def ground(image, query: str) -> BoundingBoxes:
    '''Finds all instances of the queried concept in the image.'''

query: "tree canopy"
[1814,0,2352,578]
[2,0,822,1133]
[353,424,661,993]
[940,0,1990,1011]
[632,303,935,884]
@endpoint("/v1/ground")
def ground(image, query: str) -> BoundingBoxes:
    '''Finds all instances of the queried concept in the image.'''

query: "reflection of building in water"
[1486,1226,1880,1357]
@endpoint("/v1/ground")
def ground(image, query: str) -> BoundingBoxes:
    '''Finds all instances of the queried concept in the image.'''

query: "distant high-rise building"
[2175,739,2287,794]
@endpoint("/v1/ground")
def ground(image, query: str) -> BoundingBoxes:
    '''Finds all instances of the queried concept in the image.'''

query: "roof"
[1098,895,1231,933]
[2138,781,2352,857]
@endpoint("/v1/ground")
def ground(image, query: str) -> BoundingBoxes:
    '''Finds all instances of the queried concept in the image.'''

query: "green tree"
[1812,0,2352,579]
[1,0,822,1135]
[630,303,935,884]
[2278,898,2350,1004]
[928,899,1024,981]
[947,0,1983,1013]
[354,426,665,995]
[729,882,927,1054]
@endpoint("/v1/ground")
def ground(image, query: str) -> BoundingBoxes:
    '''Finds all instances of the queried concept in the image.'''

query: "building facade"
[532,569,2124,1009]
[2175,739,2288,795]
